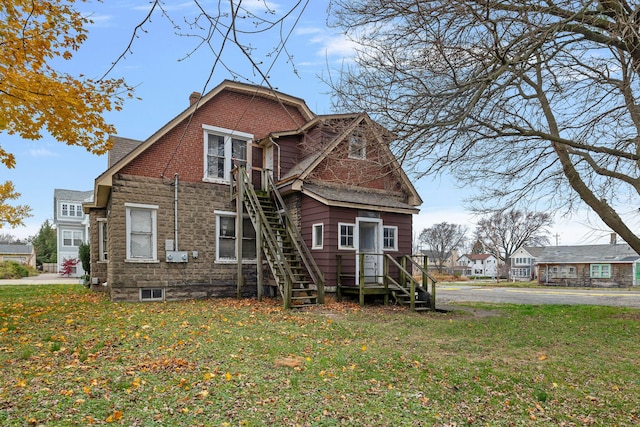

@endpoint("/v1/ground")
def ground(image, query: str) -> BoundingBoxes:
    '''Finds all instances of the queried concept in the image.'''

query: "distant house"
[419,249,458,273]
[53,189,92,277]
[457,253,499,277]
[536,243,640,287]
[510,246,545,281]
[0,244,36,268]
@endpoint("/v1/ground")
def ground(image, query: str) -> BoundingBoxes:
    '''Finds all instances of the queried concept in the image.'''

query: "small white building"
[53,189,92,277]
[458,253,499,277]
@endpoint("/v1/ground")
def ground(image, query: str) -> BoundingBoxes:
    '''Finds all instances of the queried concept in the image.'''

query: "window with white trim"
[348,132,366,159]
[60,203,83,218]
[62,230,83,247]
[591,264,611,278]
[98,219,108,261]
[125,203,158,261]
[383,226,398,251]
[216,212,257,262]
[203,125,252,183]
[338,223,355,249]
[312,223,324,249]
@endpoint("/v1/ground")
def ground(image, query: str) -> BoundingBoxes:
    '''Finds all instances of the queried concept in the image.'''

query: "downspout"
[174,173,179,251]
[269,137,281,181]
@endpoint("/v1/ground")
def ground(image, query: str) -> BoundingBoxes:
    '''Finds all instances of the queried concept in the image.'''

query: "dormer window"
[348,132,366,160]
[203,125,252,183]
[60,203,83,218]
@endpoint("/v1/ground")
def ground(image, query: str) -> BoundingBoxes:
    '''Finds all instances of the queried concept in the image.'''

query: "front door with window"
[356,218,383,283]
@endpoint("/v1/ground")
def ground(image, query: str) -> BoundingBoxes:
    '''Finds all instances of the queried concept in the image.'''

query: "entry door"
[356,218,383,283]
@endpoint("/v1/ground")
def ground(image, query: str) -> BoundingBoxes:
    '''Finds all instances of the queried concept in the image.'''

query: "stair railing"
[401,255,437,310]
[235,166,296,308]
[264,172,325,303]
[384,254,435,311]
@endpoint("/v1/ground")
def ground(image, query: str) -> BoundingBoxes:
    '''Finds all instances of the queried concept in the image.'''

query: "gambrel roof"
[85,80,316,210]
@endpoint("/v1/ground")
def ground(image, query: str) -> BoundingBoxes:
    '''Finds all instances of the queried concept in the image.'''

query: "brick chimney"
[189,91,201,106]
[610,233,617,245]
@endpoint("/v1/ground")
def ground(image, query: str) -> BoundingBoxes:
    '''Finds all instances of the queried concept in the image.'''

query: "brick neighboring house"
[457,253,499,277]
[84,80,422,303]
[54,189,92,277]
[536,243,640,287]
[0,244,36,268]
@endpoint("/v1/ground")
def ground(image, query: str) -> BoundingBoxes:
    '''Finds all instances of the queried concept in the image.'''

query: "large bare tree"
[419,222,467,273]
[329,0,640,252]
[475,210,552,276]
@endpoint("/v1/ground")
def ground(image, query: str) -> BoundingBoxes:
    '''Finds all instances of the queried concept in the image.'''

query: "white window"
[98,219,108,261]
[348,132,366,159]
[125,203,158,262]
[60,203,83,218]
[383,226,398,251]
[216,212,257,262]
[140,288,164,301]
[312,223,324,249]
[590,264,611,278]
[338,223,355,250]
[62,230,83,247]
[203,125,252,183]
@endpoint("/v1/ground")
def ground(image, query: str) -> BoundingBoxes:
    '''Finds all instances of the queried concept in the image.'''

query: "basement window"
[140,288,164,301]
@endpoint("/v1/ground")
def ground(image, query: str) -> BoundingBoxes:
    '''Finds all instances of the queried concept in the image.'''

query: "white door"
[356,218,383,283]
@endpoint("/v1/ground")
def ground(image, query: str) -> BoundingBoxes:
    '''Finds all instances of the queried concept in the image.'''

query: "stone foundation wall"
[102,174,262,302]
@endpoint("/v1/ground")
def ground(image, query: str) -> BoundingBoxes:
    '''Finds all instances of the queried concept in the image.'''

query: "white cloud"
[29,148,58,158]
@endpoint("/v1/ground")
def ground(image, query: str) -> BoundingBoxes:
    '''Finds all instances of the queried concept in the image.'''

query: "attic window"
[348,132,366,160]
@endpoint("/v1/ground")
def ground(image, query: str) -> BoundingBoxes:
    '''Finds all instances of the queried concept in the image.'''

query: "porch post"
[236,167,244,299]
[359,253,365,307]
[256,214,263,302]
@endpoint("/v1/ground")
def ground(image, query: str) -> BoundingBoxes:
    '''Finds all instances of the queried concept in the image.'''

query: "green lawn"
[1,285,639,426]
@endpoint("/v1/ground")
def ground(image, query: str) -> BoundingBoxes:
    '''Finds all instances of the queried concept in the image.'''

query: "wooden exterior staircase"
[338,254,437,312]
[234,167,325,309]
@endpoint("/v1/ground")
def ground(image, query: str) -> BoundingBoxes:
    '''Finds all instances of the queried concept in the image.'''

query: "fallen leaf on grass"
[274,356,305,368]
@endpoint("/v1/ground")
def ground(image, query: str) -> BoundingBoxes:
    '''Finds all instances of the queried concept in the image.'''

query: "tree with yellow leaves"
[0,0,132,227]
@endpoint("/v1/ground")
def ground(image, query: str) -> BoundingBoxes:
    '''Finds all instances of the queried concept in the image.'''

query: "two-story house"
[83,80,423,306]
[509,246,545,281]
[53,189,92,277]
[457,253,499,278]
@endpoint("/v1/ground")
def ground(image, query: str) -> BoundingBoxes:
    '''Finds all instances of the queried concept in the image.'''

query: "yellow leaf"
[16,379,27,388]
[361,344,367,351]
[225,372,233,381]
[538,354,547,361]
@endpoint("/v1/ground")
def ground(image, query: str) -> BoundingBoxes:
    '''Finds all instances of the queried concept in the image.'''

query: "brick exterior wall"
[100,173,262,302]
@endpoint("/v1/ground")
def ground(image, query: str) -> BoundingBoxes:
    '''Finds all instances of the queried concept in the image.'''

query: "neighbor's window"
[590,264,611,278]
[140,288,164,301]
[216,212,257,262]
[203,125,252,183]
[98,219,108,261]
[348,132,366,160]
[61,203,83,218]
[383,226,398,251]
[62,230,83,247]
[338,223,355,249]
[125,203,158,261]
[312,223,324,249]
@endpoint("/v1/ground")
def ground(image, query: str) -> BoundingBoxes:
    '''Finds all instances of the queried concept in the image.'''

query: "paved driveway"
[0,273,78,286]
[437,284,640,308]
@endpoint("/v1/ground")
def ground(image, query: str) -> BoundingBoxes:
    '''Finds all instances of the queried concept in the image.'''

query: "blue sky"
[3,0,614,246]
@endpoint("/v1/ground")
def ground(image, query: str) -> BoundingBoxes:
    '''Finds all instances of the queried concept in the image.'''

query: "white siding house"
[53,189,92,277]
